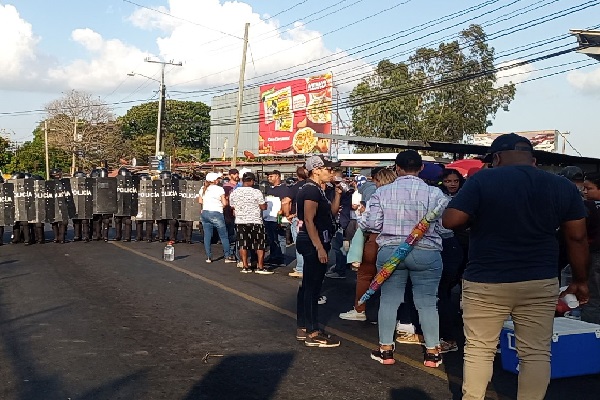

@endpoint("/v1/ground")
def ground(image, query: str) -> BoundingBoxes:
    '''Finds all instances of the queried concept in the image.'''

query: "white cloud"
[0,4,40,82]
[0,0,372,98]
[495,60,534,87]
[567,66,600,95]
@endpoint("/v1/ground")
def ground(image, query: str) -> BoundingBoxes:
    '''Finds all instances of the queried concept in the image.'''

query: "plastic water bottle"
[163,241,175,261]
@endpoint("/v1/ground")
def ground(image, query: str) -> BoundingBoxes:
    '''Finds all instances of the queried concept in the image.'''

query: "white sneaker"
[288,270,303,278]
[237,261,244,268]
[339,308,366,321]
[318,296,327,305]
[205,259,212,264]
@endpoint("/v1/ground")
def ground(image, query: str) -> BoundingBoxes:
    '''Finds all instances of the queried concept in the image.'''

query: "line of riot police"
[0,168,203,245]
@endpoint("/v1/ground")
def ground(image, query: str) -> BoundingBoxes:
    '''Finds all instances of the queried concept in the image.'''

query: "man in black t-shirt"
[288,166,308,277]
[263,170,292,266]
[443,133,589,400]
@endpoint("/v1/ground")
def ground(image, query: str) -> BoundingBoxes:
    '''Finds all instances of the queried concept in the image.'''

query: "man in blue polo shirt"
[443,133,589,400]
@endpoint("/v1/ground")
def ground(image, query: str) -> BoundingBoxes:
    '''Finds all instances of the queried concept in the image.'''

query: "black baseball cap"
[484,133,534,162]
[242,172,256,182]
[395,150,423,172]
[265,170,281,176]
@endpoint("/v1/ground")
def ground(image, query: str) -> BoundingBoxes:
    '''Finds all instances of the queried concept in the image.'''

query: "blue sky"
[1,0,599,156]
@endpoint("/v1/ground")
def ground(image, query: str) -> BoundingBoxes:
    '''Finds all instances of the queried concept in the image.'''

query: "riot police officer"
[156,170,179,242]
[30,174,47,244]
[49,168,68,243]
[135,173,156,242]
[71,170,92,242]
[91,168,112,241]
[9,172,29,244]
[113,167,135,242]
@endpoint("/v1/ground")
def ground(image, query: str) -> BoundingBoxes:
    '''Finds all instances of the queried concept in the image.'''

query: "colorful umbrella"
[357,199,448,306]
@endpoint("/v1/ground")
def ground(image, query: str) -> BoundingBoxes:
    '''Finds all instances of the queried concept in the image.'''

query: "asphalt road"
[0,229,599,400]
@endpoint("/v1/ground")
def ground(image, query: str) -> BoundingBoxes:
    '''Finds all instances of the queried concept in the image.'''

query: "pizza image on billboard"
[259,73,332,155]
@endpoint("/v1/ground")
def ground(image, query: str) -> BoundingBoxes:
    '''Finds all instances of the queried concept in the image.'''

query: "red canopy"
[445,159,484,177]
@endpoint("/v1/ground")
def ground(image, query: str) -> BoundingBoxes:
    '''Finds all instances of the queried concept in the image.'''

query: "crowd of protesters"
[199,133,596,400]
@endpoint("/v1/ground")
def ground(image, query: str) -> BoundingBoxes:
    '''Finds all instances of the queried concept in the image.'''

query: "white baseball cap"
[206,172,222,182]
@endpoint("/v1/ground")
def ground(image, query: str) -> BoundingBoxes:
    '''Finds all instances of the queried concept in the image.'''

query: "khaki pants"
[462,278,558,400]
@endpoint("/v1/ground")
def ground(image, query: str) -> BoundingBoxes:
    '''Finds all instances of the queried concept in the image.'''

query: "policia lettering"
[0,170,201,245]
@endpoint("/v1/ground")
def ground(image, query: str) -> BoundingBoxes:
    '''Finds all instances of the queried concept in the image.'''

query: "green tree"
[0,136,12,172]
[350,25,515,146]
[118,100,211,164]
[5,123,71,176]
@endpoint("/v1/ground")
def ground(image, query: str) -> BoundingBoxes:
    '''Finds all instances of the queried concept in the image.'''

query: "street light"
[128,71,164,156]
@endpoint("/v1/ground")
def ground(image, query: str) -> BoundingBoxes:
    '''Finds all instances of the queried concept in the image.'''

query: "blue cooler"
[500,317,600,378]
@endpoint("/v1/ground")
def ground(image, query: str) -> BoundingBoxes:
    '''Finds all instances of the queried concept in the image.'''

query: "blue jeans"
[291,217,304,273]
[201,210,231,260]
[377,245,442,348]
[330,228,347,275]
[264,221,287,264]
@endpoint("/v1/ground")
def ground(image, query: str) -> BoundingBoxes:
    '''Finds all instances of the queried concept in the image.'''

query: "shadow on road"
[183,352,295,400]
[75,369,151,400]
[390,387,434,400]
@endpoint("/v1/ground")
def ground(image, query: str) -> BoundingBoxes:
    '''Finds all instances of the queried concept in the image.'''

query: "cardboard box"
[500,317,600,378]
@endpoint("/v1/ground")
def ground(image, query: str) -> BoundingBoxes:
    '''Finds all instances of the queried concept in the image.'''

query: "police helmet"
[89,169,100,178]
[74,171,87,178]
[10,172,25,179]
[159,170,172,179]
[31,174,44,180]
[172,173,182,180]
[23,172,32,179]
[98,168,109,178]
[118,167,131,177]
[138,173,152,181]
[50,168,62,179]
[558,166,584,182]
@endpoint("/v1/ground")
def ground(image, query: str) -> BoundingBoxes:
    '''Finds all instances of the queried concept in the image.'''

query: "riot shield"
[0,182,15,226]
[92,177,117,214]
[33,180,56,223]
[11,178,36,222]
[69,177,93,219]
[61,178,77,219]
[136,179,160,220]
[53,179,71,223]
[116,175,138,217]
[179,180,202,221]
[159,178,181,220]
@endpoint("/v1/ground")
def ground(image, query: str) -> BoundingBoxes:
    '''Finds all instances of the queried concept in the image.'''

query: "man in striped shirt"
[363,150,448,367]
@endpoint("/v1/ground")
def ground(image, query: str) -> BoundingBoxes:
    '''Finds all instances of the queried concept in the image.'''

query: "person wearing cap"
[199,172,235,264]
[558,165,585,194]
[229,172,272,274]
[296,155,342,347]
[263,170,292,267]
[443,133,589,400]
[364,150,448,367]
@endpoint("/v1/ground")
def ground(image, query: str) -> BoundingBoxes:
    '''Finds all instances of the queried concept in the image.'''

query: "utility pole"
[144,58,182,156]
[44,120,50,180]
[71,115,78,176]
[231,23,250,169]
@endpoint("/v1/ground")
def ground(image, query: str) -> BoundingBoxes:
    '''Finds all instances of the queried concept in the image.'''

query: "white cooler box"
[500,317,600,379]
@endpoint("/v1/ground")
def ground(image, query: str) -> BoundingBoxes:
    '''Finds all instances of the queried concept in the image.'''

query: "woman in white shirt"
[199,172,235,263]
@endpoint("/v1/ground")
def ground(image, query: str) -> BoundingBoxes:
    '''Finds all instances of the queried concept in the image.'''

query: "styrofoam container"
[500,317,600,378]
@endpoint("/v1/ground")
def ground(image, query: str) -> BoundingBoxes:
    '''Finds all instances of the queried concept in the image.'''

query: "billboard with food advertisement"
[259,73,332,156]
[471,130,559,152]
